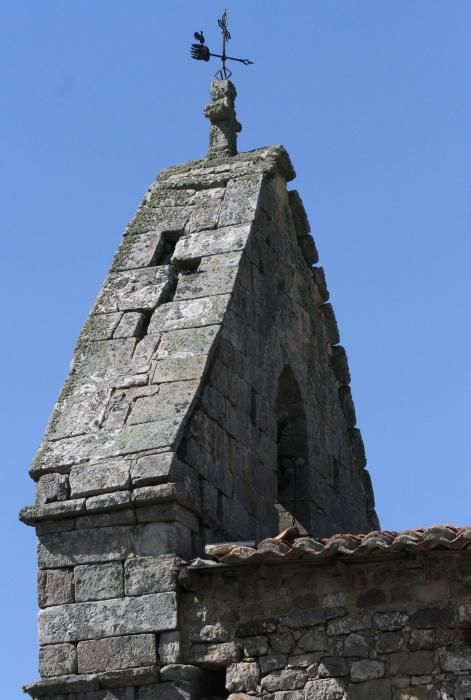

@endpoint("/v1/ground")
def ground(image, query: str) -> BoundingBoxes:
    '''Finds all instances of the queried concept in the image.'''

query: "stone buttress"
[21,81,379,699]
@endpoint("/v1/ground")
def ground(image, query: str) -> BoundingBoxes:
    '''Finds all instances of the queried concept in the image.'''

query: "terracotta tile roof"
[204,526,471,564]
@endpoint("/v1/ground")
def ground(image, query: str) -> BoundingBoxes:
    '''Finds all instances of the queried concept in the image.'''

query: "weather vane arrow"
[191,9,254,79]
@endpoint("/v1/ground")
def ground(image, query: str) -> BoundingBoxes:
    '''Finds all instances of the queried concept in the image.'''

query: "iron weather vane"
[191,9,254,80]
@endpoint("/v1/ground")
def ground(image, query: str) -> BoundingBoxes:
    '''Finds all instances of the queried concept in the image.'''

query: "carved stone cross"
[204,80,242,159]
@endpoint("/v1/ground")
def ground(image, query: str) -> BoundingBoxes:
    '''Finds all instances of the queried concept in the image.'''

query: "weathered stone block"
[85,490,131,512]
[350,659,385,681]
[172,225,251,266]
[81,311,123,341]
[38,569,74,607]
[114,312,146,339]
[133,522,192,559]
[152,355,208,384]
[39,592,177,644]
[131,452,184,487]
[39,643,77,677]
[175,269,237,303]
[317,657,348,678]
[389,651,435,675]
[259,655,288,674]
[188,642,241,667]
[438,647,471,672]
[36,473,69,505]
[410,607,453,628]
[159,631,182,665]
[156,325,219,360]
[348,680,391,700]
[95,267,173,313]
[136,503,199,532]
[297,628,328,652]
[373,611,408,631]
[226,662,260,693]
[97,420,182,459]
[77,634,157,674]
[74,562,123,602]
[261,670,307,692]
[38,527,134,568]
[128,380,197,425]
[270,632,295,654]
[304,678,346,700]
[69,461,130,498]
[124,556,179,596]
[298,236,319,266]
[243,636,269,657]
[147,295,229,334]
[320,303,340,345]
[219,176,261,227]
[288,190,310,238]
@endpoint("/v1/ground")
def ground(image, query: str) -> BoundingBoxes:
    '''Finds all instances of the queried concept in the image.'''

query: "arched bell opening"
[275,365,310,534]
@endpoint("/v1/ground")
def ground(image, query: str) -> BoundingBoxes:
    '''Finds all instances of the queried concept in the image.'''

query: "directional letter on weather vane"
[191,9,254,80]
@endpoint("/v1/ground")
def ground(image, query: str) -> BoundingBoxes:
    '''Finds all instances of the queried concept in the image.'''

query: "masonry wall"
[22,145,378,697]
[180,551,471,700]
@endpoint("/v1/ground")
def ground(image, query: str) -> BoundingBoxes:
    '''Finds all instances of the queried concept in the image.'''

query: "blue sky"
[1,2,470,696]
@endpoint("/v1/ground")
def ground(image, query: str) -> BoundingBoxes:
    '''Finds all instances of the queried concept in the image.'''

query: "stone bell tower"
[22,81,378,699]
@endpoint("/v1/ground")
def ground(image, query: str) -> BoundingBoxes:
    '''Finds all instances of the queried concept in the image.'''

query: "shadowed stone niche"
[276,366,309,534]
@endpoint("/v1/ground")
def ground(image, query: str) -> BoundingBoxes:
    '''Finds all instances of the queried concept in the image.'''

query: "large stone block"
[348,680,391,700]
[226,662,260,693]
[38,527,134,568]
[389,651,435,675]
[172,224,251,266]
[96,420,182,459]
[39,592,177,644]
[36,474,69,505]
[69,461,131,498]
[349,659,385,681]
[174,269,237,301]
[128,381,198,425]
[218,176,262,227]
[147,296,230,334]
[188,642,241,667]
[74,562,124,602]
[94,267,173,313]
[39,643,77,677]
[152,354,208,384]
[38,569,74,607]
[130,452,191,487]
[438,647,471,672]
[156,326,220,360]
[304,678,346,700]
[77,634,157,674]
[261,670,307,692]
[124,556,179,596]
[134,522,192,558]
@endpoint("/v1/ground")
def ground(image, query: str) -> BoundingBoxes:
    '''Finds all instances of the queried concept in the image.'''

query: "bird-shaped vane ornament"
[191,9,253,80]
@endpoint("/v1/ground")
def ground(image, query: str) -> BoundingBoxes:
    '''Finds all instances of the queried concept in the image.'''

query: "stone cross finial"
[204,79,241,159]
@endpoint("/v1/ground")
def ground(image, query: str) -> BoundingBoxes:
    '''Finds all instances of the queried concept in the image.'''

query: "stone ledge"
[19,499,86,525]
[23,665,160,697]
[156,146,296,189]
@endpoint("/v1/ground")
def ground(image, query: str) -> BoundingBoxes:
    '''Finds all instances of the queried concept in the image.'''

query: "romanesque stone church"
[21,80,471,700]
